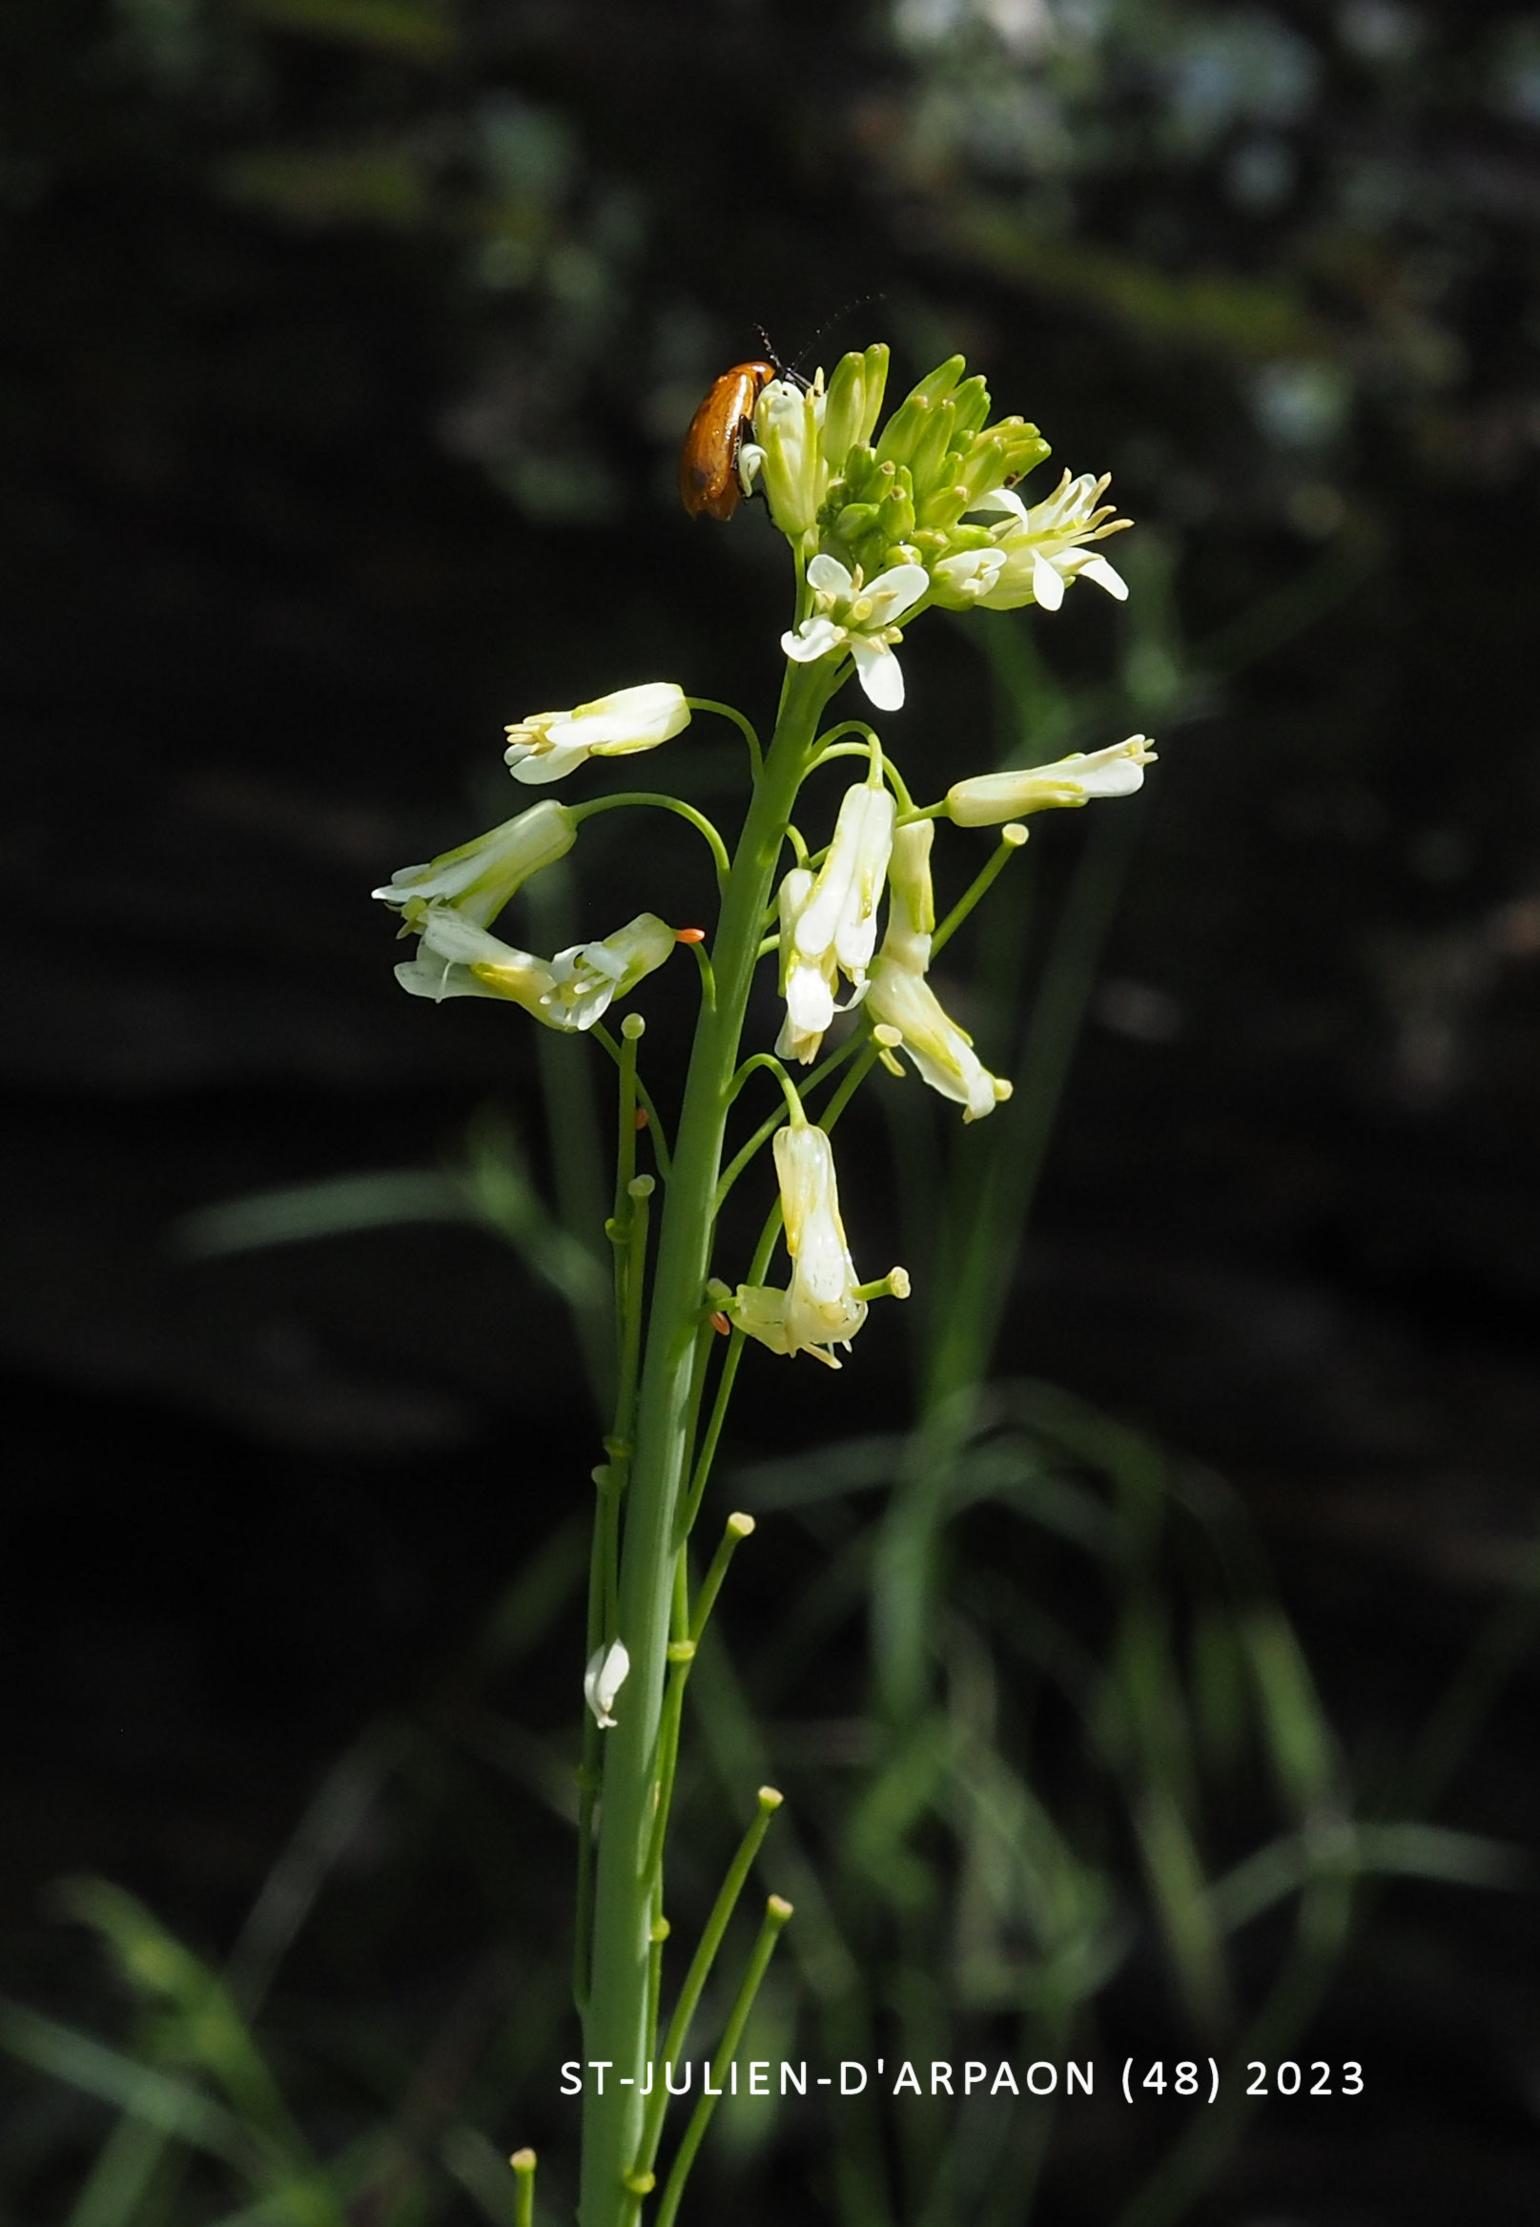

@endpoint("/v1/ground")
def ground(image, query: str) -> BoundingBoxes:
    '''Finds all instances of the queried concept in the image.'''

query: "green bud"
[916,479,971,534]
[992,416,1053,482]
[821,351,869,479]
[901,354,969,410]
[873,356,967,470]
[954,431,1014,505]
[950,375,992,440]
[831,499,882,543]
[875,478,916,547]
[909,396,957,502]
[822,344,890,476]
[854,343,890,446]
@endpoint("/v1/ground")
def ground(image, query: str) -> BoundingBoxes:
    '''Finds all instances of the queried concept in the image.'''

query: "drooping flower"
[730,1123,907,1367]
[584,1639,630,1729]
[780,555,929,711]
[774,865,839,1066]
[394,907,559,1014]
[774,781,895,1063]
[541,913,678,1031]
[947,736,1156,826]
[394,905,676,1032]
[865,821,1012,1122]
[965,471,1132,613]
[372,798,576,930]
[504,683,691,785]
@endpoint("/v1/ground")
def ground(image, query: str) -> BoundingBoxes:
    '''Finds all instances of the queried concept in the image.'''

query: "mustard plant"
[374,344,1153,2227]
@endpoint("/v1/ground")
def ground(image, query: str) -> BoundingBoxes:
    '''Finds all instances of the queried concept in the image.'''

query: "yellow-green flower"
[865,821,1012,1122]
[504,683,691,785]
[731,1125,908,1368]
[947,736,1156,826]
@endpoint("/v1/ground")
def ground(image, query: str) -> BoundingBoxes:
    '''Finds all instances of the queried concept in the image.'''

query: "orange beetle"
[678,357,778,522]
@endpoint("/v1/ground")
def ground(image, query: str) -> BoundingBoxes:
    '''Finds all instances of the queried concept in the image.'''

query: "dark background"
[4,1,1539,2222]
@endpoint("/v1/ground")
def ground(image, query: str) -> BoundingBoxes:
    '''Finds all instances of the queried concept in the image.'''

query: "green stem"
[592,1025,673,1180]
[626,1785,783,2209]
[686,696,763,778]
[652,1898,795,2227]
[577,659,836,2227]
[576,1164,654,2012]
[573,791,731,895]
[511,2149,537,2227]
[932,826,1029,957]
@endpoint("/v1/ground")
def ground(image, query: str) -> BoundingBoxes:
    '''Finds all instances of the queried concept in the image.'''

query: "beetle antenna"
[751,322,811,391]
[788,291,888,376]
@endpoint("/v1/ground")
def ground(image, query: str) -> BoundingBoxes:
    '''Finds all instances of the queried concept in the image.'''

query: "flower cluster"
[754,350,1131,711]
[374,687,696,1034]
[376,346,1158,1745]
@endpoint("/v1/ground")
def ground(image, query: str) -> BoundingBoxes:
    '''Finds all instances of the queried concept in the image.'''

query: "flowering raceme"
[376,339,1160,2227]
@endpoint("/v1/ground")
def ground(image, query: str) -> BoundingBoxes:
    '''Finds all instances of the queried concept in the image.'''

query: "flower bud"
[821,345,890,478]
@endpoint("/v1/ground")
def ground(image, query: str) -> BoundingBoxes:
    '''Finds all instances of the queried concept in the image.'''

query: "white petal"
[584,1640,630,1728]
[851,636,905,710]
[1076,552,1129,600]
[1030,550,1065,612]
[786,962,836,1035]
[806,553,854,596]
[968,485,1030,522]
[506,738,591,785]
[933,547,1006,599]
[781,617,844,664]
[864,562,930,625]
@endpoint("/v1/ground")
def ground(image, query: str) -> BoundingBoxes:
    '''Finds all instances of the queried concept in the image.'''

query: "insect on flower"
[678,303,880,524]
[678,353,781,522]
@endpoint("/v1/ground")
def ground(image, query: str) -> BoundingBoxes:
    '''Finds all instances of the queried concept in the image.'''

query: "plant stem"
[577,660,834,2227]
[652,1898,794,2227]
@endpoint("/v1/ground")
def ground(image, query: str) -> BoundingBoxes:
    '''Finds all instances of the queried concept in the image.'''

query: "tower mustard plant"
[374,345,1154,2226]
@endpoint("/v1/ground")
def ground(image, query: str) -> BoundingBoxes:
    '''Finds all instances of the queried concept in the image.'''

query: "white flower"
[774,783,894,1063]
[372,799,575,929]
[780,555,929,711]
[394,907,559,1014]
[504,683,691,785]
[774,866,839,1065]
[947,736,1157,826]
[930,544,1008,606]
[865,821,1012,1122]
[967,471,1132,613]
[395,906,676,1031]
[584,1639,630,1729]
[730,1125,906,1368]
[541,913,677,1031]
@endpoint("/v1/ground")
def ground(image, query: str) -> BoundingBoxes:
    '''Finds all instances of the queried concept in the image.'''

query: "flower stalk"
[373,340,1154,2225]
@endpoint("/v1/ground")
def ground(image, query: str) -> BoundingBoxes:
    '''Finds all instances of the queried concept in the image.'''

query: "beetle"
[677,355,779,522]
